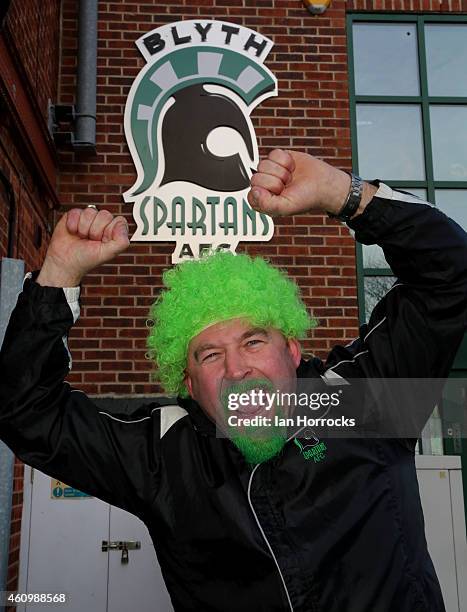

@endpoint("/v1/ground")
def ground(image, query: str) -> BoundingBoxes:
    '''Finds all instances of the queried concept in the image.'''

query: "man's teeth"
[237,391,271,414]
[238,404,262,414]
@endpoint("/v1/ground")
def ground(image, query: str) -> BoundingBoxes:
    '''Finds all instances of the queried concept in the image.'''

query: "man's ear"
[184,371,194,398]
[287,337,302,368]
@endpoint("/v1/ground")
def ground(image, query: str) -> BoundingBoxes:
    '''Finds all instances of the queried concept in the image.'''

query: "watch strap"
[327,173,364,222]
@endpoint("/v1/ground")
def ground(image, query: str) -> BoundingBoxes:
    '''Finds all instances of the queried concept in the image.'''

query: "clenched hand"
[37,207,130,287]
[247,149,354,218]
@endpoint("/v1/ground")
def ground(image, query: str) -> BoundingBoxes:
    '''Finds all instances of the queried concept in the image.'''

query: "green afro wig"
[146,251,317,397]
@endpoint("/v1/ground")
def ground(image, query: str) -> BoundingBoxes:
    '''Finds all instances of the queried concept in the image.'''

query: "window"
[348,15,467,456]
[348,14,467,323]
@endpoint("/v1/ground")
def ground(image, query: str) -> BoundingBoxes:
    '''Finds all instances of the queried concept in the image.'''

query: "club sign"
[123,20,277,262]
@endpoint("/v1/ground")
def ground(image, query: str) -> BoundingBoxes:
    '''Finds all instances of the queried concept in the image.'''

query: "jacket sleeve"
[0,273,160,518]
[323,182,467,436]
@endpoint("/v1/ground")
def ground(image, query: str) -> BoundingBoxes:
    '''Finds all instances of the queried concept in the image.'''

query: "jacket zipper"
[247,464,295,612]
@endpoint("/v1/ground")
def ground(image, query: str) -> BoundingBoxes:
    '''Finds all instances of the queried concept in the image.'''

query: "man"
[1,150,466,611]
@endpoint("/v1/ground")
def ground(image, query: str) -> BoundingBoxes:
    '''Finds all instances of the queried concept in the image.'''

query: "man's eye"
[202,352,219,363]
[246,339,263,347]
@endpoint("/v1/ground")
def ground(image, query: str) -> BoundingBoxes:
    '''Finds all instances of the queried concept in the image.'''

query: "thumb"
[248,186,273,211]
[248,186,288,217]
[112,219,130,248]
[115,219,129,240]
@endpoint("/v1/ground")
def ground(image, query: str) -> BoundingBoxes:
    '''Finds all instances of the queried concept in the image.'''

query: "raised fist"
[247,149,352,217]
[37,206,130,287]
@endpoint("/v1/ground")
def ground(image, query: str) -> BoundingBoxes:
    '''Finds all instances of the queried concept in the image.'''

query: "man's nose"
[224,349,252,381]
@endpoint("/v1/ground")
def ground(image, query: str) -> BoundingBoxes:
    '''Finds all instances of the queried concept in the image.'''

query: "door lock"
[102,540,141,564]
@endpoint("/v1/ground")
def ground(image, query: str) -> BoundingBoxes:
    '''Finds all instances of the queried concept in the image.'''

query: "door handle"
[102,540,141,564]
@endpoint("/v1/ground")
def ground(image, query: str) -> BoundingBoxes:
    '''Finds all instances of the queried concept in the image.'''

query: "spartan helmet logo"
[123,45,277,200]
[161,83,255,191]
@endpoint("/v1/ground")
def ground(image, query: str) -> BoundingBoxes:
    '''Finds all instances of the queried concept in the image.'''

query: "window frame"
[347,13,467,337]
[347,14,467,477]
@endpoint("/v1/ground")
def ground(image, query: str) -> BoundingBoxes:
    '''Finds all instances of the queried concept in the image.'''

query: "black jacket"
[1,182,466,612]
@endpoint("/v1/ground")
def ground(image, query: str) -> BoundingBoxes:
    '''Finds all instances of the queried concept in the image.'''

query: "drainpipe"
[74,0,98,152]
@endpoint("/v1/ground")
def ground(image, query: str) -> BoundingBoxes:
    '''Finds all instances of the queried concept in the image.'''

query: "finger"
[102,215,129,246]
[267,149,295,173]
[250,171,285,196]
[65,208,82,235]
[256,159,292,185]
[88,210,114,241]
[77,207,99,238]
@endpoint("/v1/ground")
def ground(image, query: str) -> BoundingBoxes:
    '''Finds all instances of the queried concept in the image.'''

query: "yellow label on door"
[50,479,92,499]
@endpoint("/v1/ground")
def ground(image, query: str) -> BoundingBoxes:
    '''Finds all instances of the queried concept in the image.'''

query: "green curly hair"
[146,251,317,397]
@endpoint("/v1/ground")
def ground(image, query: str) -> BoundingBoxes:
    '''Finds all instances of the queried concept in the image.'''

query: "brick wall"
[1,0,61,267]
[58,0,466,397]
[1,0,61,599]
[4,0,62,125]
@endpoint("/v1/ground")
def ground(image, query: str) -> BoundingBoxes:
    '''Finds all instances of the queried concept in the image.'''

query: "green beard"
[220,378,288,465]
[230,433,287,464]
